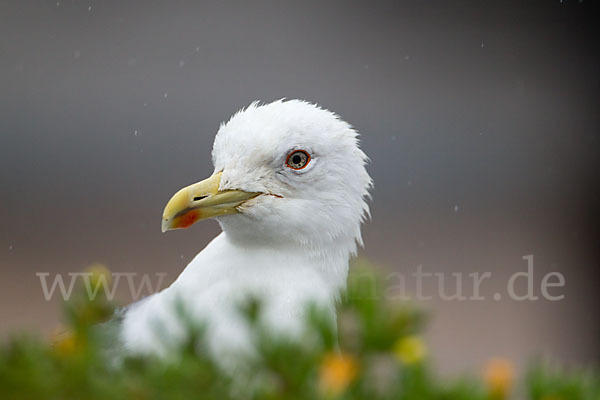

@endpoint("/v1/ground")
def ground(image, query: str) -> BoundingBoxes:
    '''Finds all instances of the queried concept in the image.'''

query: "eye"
[285,150,311,170]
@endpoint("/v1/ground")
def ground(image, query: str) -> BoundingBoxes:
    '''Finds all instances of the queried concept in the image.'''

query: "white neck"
[218,219,357,293]
[173,228,353,301]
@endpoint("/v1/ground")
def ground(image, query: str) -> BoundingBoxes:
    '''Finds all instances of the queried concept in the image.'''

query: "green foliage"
[0,265,598,400]
[527,363,600,400]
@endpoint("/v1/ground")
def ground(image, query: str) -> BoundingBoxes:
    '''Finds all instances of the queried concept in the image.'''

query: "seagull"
[119,99,372,361]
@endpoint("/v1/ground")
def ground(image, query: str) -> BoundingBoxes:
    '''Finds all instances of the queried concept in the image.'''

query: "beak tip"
[161,220,170,233]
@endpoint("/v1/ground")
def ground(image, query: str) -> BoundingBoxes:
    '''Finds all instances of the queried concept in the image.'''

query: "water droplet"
[9,245,13,251]
[454,205,459,212]
[164,92,168,98]
[134,130,139,136]
[88,5,92,12]
[178,60,185,67]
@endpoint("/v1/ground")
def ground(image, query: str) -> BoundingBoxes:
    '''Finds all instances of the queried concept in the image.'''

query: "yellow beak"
[161,172,260,232]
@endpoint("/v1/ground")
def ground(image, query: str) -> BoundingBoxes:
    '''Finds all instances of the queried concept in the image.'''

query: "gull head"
[162,99,372,254]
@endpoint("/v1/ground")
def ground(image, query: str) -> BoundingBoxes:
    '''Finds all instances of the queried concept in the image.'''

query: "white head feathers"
[212,99,372,258]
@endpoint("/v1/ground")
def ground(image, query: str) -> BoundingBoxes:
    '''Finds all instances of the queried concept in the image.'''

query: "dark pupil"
[292,154,303,165]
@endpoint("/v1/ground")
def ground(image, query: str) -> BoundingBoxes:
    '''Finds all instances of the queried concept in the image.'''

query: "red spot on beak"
[175,210,200,229]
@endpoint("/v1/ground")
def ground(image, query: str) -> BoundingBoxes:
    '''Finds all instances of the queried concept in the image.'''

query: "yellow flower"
[51,328,82,356]
[393,335,427,365]
[86,263,112,288]
[319,352,359,396]
[483,357,514,399]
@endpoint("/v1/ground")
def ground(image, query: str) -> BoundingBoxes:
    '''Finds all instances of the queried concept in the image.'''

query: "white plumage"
[120,99,372,362]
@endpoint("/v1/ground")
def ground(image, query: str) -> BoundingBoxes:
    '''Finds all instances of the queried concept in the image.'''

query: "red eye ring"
[285,150,311,170]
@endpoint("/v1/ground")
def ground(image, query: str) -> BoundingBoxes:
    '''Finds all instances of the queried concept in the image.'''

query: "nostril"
[193,195,208,201]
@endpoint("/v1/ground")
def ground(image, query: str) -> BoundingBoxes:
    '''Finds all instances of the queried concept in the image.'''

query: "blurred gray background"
[1,0,598,374]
